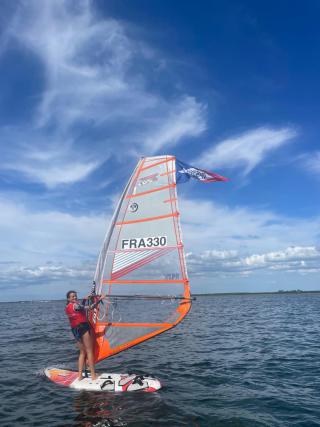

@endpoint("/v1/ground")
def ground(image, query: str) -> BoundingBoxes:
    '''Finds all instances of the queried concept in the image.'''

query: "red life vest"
[65,302,88,328]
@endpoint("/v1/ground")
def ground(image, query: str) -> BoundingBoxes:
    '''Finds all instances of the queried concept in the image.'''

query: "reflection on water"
[72,392,127,427]
[70,387,166,427]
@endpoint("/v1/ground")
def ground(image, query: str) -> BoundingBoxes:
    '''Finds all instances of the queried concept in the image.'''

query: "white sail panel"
[111,247,176,280]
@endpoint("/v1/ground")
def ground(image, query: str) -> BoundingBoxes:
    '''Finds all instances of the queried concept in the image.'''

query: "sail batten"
[115,212,178,226]
[140,157,175,172]
[103,279,187,284]
[107,322,173,327]
[126,183,176,198]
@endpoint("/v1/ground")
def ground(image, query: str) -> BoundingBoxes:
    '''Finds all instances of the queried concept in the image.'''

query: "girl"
[65,290,103,381]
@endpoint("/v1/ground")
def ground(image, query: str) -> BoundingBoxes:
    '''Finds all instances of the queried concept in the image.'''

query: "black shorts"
[71,322,90,342]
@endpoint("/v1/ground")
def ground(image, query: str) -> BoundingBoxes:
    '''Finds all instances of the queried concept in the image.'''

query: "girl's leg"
[77,341,87,381]
[82,330,97,380]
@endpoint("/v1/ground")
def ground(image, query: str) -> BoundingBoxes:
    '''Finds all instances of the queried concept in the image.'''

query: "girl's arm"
[74,295,104,311]
[88,295,105,310]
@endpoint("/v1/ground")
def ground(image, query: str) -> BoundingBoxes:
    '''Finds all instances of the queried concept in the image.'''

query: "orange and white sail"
[89,156,191,363]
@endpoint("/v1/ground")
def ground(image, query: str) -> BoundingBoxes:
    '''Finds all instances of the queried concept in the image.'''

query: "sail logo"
[129,202,138,213]
[137,173,159,186]
[121,236,167,249]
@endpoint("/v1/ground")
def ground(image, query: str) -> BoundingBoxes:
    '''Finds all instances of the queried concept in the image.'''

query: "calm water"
[1,294,320,426]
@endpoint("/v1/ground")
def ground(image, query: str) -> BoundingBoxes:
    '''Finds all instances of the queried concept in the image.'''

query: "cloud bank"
[0,195,318,294]
[187,246,320,277]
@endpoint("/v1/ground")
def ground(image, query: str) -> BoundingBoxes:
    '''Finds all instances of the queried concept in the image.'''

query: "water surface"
[1,293,320,426]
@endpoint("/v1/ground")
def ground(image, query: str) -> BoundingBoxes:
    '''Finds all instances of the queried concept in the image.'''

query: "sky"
[0,0,319,301]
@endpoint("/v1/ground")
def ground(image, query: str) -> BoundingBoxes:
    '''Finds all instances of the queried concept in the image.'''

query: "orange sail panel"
[89,156,191,363]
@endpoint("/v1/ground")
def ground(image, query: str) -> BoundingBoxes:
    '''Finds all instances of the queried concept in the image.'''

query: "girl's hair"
[66,290,77,300]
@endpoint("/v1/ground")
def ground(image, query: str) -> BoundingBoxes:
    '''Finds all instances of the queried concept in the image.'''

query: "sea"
[1,293,320,427]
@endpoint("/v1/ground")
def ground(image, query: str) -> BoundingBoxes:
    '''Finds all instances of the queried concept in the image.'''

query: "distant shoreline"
[193,290,320,296]
[2,290,320,303]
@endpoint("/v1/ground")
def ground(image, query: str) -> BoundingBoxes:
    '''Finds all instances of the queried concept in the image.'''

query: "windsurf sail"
[88,155,225,364]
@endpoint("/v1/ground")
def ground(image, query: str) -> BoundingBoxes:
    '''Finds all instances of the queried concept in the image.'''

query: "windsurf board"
[44,368,161,392]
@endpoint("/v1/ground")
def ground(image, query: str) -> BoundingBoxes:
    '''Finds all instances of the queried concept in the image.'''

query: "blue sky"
[0,0,319,301]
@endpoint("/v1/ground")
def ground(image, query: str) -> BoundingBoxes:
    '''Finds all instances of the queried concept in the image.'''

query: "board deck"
[44,368,162,392]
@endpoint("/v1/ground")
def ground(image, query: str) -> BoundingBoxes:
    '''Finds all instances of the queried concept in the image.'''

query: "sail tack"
[89,156,191,363]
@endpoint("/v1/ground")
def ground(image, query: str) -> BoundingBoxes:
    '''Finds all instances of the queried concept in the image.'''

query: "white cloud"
[0,127,104,187]
[180,197,320,256]
[0,0,206,189]
[0,262,94,288]
[301,151,320,177]
[143,96,206,151]
[186,246,320,277]
[22,161,99,188]
[0,197,108,265]
[179,197,320,279]
[197,127,297,175]
[4,153,100,188]
[243,246,319,265]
